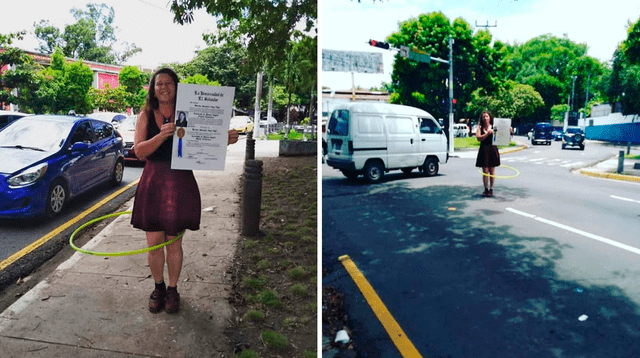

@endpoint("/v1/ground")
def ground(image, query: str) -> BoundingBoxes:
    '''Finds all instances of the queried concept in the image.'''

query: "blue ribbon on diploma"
[178,138,183,157]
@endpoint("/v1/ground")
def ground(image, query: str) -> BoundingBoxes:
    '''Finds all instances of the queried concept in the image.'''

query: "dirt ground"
[225,155,318,357]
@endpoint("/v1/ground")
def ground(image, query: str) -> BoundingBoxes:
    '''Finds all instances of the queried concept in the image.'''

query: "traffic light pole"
[369,38,455,154]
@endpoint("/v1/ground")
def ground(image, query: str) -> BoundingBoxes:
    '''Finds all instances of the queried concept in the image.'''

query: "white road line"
[506,207,640,256]
[611,195,640,204]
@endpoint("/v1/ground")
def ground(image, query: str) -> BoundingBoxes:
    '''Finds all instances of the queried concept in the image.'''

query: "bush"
[261,330,289,349]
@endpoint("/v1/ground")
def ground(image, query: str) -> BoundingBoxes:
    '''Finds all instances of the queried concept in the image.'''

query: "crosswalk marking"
[502,156,583,168]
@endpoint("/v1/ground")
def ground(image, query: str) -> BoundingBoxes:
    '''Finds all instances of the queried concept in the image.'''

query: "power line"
[134,0,167,11]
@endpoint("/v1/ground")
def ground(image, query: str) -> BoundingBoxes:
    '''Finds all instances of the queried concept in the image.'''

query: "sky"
[1,0,216,70]
[321,0,640,91]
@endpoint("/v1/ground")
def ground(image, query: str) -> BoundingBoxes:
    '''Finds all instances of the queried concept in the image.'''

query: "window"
[419,118,440,134]
[358,115,383,134]
[70,121,94,145]
[328,110,349,136]
[92,120,113,141]
[387,117,413,134]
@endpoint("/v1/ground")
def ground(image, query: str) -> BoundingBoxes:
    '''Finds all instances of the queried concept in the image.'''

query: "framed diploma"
[171,83,236,171]
[492,117,511,147]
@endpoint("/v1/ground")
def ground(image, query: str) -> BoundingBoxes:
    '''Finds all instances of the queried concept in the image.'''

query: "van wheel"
[401,167,413,175]
[363,161,384,183]
[341,170,359,180]
[423,158,439,177]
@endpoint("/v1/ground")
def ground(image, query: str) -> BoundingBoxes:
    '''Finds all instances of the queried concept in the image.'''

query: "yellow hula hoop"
[69,211,184,257]
[478,164,520,179]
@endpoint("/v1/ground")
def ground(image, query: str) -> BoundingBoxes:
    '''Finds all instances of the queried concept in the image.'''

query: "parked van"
[326,102,448,183]
[453,123,469,137]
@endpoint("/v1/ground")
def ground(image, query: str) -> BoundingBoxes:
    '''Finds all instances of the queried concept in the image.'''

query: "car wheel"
[423,157,439,177]
[110,159,124,186]
[562,143,566,149]
[46,180,67,218]
[580,144,585,150]
[363,161,384,183]
[341,169,359,180]
[401,167,414,175]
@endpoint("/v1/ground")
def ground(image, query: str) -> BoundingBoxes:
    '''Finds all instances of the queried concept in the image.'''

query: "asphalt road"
[0,163,143,263]
[322,139,640,358]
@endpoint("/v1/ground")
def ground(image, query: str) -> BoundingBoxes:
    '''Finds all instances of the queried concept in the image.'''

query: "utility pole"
[448,36,454,155]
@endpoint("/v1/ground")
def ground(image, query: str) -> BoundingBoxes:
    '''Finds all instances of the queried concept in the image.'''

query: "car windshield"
[0,118,74,152]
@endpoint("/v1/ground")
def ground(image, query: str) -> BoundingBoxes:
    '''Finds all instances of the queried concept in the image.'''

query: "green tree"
[170,0,316,74]
[34,3,140,64]
[173,44,256,109]
[468,81,544,127]
[26,48,94,114]
[90,83,129,112]
[118,65,147,110]
[0,31,41,111]
[182,74,220,85]
[386,12,505,121]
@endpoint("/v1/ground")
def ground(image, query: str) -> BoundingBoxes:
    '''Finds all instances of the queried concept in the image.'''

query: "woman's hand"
[159,122,176,140]
[228,129,239,145]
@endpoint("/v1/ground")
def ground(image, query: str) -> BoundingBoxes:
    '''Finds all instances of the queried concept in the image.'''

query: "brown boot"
[149,282,166,313]
[165,286,180,314]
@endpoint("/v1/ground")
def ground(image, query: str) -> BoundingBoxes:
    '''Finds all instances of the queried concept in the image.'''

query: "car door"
[91,120,118,183]
[66,121,100,194]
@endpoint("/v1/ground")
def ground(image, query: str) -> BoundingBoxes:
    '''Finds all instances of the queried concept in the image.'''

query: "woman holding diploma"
[475,110,500,197]
[132,68,238,313]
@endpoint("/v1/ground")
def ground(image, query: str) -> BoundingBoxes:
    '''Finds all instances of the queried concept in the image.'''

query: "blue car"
[0,115,125,219]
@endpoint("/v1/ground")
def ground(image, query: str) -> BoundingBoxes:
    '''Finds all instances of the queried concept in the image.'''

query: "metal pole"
[254,72,263,139]
[448,36,454,155]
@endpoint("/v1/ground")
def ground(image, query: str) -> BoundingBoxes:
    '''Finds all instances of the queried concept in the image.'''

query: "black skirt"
[475,144,501,168]
[131,160,201,236]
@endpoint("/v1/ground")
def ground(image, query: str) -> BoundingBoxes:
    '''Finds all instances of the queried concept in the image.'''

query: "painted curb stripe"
[580,169,640,183]
[0,179,139,272]
[339,255,422,358]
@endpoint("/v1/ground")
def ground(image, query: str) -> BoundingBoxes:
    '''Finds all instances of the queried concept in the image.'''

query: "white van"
[453,123,468,137]
[326,102,448,183]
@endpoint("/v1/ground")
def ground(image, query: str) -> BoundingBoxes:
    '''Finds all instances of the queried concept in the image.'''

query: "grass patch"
[258,289,282,308]
[236,350,261,358]
[244,309,265,322]
[625,154,640,159]
[243,240,259,249]
[454,136,517,149]
[290,283,308,297]
[242,276,268,290]
[303,351,317,358]
[261,330,289,349]
[288,267,307,280]
[256,259,271,270]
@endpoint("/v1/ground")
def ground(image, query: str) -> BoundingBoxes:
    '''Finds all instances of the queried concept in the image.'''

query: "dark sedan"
[0,115,124,219]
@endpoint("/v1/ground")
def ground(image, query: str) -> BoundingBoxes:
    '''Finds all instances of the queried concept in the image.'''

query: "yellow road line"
[0,179,139,272]
[338,255,422,358]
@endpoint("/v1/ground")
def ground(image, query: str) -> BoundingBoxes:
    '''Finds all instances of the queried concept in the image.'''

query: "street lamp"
[571,75,577,112]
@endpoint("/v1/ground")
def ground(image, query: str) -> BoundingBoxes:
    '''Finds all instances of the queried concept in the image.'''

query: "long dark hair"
[144,67,179,113]
[479,110,494,128]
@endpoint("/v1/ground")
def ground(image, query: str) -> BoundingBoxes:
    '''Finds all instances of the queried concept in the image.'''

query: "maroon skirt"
[131,160,201,236]
[475,144,501,168]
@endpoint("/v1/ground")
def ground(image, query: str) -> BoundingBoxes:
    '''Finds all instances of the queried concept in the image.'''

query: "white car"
[0,110,31,131]
[116,115,139,161]
[89,112,127,124]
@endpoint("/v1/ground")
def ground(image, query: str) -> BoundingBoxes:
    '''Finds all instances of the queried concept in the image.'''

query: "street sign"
[408,49,430,63]
[322,49,384,74]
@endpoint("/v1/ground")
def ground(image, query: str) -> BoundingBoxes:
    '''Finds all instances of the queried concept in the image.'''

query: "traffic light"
[369,39,390,50]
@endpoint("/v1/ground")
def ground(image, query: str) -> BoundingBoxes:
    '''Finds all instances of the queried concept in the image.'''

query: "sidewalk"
[452,137,640,183]
[0,138,280,358]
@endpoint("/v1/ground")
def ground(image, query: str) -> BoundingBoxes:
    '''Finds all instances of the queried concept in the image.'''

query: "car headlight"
[7,163,48,187]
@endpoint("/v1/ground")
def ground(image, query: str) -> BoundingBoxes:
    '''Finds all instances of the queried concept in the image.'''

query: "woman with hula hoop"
[131,67,239,313]
[475,111,500,197]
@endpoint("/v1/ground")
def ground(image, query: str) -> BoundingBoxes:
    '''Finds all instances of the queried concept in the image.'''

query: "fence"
[585,122,640,144]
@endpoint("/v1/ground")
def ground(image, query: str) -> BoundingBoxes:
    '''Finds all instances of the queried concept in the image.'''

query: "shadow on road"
[323,181,640,358]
